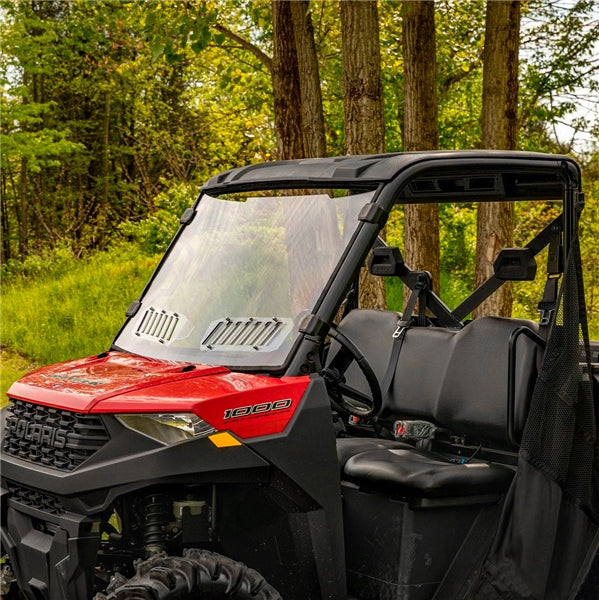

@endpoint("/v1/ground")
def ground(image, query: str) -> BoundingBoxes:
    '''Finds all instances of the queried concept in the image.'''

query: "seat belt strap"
[538,276,560,328]
[381,276,427,397]
[536,223,562,371]
[538,222,563,333]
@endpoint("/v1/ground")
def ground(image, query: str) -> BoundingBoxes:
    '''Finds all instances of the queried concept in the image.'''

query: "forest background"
[1,0,598,400]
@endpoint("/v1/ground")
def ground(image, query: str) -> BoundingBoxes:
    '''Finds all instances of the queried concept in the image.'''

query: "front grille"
[3,400,110,471]
[7,482,65,515]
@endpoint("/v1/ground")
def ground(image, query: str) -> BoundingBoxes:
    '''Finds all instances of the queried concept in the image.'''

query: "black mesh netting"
[470,234,598,600]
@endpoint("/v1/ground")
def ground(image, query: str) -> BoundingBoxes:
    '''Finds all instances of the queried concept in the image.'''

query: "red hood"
[7,352,229,412]
[7,351,310,439]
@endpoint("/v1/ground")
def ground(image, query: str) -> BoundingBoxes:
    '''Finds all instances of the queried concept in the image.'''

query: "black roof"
[203,150,580,196]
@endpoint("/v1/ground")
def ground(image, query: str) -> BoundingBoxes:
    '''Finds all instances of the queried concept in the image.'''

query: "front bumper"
[1,485,100,600]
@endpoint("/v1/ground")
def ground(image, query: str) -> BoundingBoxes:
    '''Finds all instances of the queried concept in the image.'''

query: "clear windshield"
[115,190,373,368]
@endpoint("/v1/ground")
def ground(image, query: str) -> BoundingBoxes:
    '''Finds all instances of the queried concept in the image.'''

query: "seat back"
[335,310,542,447]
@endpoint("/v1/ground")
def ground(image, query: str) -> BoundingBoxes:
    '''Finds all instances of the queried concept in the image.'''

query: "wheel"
[1,553,25,599]
[95,549,282,600]
[321,324,382,418]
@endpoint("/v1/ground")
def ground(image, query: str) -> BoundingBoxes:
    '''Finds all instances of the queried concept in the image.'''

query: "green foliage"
[1,245,159,366]
[144,1,219,63]
[0,101,85,172]
[1,243,79,281]
[579,153,599,338]
[0,0,228,260]
[440,203,477,282]
[118,183,195,254]
[436,0,486,150]
[0,350,37,408]
[3,0,597,260]
[519,0,599,152]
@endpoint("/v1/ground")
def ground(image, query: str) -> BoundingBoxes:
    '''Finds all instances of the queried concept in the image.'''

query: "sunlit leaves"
[145,0,220,64]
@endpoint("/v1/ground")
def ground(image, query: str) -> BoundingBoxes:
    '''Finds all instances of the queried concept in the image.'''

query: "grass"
[0,348,38,407]
[1,245,159,405]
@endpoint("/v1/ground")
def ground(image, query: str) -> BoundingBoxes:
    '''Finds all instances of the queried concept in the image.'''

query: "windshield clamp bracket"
[358,204,388,226]
[299,315,329,337]
[126,301,142,318]
[179,208,195,225]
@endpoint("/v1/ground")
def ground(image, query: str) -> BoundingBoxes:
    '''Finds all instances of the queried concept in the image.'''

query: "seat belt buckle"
[539,307,555,327]
[392,319,410,338]
[538,275,560,327]
[538,301,556,326]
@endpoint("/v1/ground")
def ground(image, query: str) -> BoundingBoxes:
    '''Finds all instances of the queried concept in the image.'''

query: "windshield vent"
[135,307,180,344]
[201,317,293,352]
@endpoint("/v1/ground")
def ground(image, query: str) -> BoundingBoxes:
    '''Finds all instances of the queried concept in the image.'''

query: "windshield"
[115,190,373,368]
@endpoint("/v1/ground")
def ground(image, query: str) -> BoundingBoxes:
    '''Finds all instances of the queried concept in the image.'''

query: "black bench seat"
[344,447,515,497]
[336,437,411,469]
[332,310,542,499]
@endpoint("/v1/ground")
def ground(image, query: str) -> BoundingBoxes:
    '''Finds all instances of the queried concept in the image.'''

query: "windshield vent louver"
[135,307,180,344]
[201,317,293,352]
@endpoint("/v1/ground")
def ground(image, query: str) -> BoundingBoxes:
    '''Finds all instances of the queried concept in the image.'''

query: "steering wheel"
[321,324,382,418]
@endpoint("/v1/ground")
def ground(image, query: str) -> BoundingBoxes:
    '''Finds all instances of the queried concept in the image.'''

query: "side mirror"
[493,248,537,281]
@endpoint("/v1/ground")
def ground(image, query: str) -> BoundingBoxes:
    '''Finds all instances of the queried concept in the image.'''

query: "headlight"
[116,413,216,445]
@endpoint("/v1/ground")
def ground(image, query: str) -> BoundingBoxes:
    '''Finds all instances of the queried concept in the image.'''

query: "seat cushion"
[344,447,515,497]
[336,437,411,469]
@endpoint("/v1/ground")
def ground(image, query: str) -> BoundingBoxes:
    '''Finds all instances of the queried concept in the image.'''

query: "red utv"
[2,151,598,600]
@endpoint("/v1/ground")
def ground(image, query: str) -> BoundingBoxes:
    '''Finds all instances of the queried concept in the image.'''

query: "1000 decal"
[223,398,292,420]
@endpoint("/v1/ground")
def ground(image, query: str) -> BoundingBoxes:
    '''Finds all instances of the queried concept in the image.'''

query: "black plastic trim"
[179,207,195,225]
[358,203,388,226]
[125,300,141,318]
[507,327,546,447]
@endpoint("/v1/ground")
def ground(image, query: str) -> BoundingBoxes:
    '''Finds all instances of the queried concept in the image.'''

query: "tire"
[95,549,282,600]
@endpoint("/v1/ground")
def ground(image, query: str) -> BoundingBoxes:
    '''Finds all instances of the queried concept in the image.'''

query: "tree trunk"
[18,158,29,258]
[17,69,31,258]
[340,0,385,156]
[402,0,440,298]
[340,0,385,310]
[1,172,10,262]
[98,93,111,248]
[272,0,305,160]
[290,0,326,158]
[474,0,521,318]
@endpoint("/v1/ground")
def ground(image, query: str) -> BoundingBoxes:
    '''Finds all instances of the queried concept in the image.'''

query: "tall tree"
[474,0,521,318]
[212,1,325,160]
[290,0,326,158]
[340,0,385,309]
[271,0,305,160]
[340,0,385,157]
[401,0,441,297]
